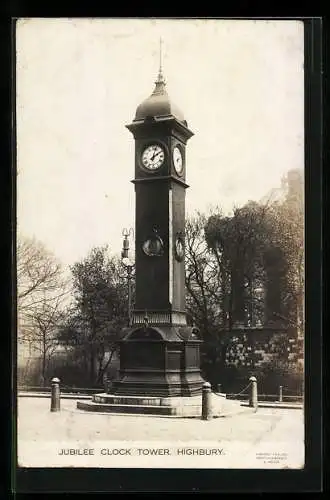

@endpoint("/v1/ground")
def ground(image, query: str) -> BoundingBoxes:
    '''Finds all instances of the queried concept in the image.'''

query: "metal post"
[122,228,134,327]
[202,382,212,420]
[279,385,283,403]
[50,377,61,412]
[249,376,258,409]
[127,266,132,326]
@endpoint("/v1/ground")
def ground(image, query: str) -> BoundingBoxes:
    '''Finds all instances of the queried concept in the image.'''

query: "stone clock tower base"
[76,324,208,416]
[77,324,207,417]
[111,325,205,397]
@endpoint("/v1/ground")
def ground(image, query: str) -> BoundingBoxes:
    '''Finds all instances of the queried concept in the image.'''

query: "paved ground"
[17,397,302,442]
[17,397,304,469]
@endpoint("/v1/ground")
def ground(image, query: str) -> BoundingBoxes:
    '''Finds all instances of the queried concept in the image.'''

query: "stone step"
[92,393,204,406]
[77,400,201,416]
[77,393,245,417]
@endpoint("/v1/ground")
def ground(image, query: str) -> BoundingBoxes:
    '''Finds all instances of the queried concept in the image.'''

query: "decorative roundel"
[142,228,164,257]
[174,233,185,261]
[172,146,183,176]
[141,144,165,171]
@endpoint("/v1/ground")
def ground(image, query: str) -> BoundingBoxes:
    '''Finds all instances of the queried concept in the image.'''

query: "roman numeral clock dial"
[141,144,165,171]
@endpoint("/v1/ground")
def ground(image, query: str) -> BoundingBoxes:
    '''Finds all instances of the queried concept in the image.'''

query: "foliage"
[265,198,304,331]
[204,201,272,328]
[186,178,303,333]
[185,169,304,383]
[58,245,129,385]
[185,211,222,336]
[45,350,120,388]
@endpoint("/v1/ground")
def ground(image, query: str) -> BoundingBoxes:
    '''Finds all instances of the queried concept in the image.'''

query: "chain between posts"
[213,381,252,398]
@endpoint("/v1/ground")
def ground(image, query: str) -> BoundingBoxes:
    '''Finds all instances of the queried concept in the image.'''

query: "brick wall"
[224,328,304,371]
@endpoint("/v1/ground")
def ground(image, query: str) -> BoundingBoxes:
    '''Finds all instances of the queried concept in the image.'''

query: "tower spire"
[155,36,166,89]
[159,36,163,73]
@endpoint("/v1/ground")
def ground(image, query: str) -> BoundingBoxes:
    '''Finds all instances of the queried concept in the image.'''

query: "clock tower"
[112,55,204,397]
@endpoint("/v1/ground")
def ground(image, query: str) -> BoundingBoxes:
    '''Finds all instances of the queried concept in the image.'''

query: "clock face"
[173,146,183,175]
[141,144,165,171]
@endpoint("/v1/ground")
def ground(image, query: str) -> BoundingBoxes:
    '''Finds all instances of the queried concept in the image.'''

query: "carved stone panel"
[185,345,199,368]
[122,342,164,370]
[166,350,181,371]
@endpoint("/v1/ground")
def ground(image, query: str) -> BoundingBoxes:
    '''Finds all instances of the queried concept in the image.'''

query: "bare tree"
[17,236,63,306]
[185,212,220,339]
[19,294,66,385]
[17,235,71,384]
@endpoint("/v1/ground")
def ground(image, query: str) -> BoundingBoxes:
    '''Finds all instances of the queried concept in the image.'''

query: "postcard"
[16,18,306,475]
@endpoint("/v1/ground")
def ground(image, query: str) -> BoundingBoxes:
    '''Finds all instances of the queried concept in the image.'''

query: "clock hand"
[151,148,159,161]
[152,152,163,163]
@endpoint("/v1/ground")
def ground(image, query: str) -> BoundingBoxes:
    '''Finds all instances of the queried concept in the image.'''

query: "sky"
[16,18,304,269]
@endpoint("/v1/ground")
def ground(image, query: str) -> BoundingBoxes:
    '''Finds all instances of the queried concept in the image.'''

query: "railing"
[226,393,303,402]
[18,384,303,403]
[214,382,303,403]
[18,385,102,395]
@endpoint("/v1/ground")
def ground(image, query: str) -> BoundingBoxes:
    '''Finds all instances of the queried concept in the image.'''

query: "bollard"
[50,377,61,412]
[249,376,258,410]
[202,382,212,420]
[279,385,283,403]
[217,384,222,393]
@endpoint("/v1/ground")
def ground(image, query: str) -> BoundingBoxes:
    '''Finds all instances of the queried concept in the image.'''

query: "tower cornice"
[131,175,189,189]
[126,117,194,142]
